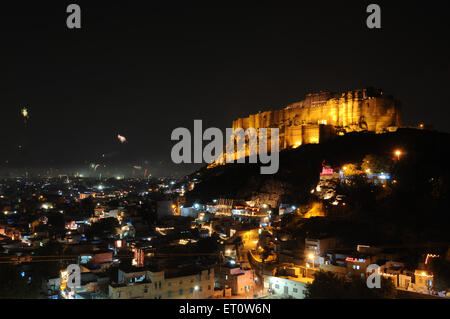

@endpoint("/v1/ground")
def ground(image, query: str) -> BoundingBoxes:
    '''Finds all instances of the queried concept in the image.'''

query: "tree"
[349,276,397,299]
[305,271,347,298]
[361,154,392,174]
[430,258,450,292]
[305,271,397,299]
[342,163,360,176]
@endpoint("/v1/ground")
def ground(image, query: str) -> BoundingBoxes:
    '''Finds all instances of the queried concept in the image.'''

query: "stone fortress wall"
[232,87,402,151]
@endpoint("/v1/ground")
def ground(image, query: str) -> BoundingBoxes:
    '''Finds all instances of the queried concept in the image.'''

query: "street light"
[394,150,402,161]
[308,253,315,269]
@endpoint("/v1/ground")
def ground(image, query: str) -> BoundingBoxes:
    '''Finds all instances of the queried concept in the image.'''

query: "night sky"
[1,1,449,177]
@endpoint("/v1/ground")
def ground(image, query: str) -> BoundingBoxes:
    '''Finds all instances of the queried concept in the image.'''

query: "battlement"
[231,87,401,151]
[284,88,384,110]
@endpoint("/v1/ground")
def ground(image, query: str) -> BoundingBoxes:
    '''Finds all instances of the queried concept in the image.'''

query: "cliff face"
[232,88,401,150]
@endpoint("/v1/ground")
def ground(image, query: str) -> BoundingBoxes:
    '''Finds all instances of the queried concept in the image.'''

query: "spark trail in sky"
[117,134,127,143]
[21,107,29,124]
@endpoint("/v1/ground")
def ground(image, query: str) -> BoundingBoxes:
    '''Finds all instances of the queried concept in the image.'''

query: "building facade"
[210,88,402,164]
[109,266,214,299]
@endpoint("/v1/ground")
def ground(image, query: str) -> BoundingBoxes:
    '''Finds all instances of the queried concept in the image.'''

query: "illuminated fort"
[210,88,401,166]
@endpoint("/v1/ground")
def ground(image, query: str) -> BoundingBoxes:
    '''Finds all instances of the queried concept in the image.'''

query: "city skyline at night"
[0,1,449,306]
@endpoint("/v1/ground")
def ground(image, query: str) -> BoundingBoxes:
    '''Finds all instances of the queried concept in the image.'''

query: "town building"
[215,264,256,297]
[109,265,214,299]
[264,265,314,299]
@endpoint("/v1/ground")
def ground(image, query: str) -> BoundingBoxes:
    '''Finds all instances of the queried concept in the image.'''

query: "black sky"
[1,1,449,177]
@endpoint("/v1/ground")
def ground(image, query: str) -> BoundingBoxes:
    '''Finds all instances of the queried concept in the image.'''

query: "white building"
[264,266,313,299]
[109,266,214,299]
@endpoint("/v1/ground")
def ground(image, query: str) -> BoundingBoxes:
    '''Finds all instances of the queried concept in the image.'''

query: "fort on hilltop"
[209,88,402,167]
[234,87,401,149]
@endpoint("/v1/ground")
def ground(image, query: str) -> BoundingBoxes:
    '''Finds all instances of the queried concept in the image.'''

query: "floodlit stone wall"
[232,88,401,151]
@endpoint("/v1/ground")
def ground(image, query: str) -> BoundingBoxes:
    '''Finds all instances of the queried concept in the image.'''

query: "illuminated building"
[215,265,256,297]
[211,88,401,164]
[109,266,214,299]
[264,265,314,299]
[305,237,339,258]
[79,192,91,200]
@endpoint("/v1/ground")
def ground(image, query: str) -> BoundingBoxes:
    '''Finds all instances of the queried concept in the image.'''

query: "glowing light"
[394,149,402,160]
[425,254,439,264]
[21,108,29,122]
[41,204,53,210]
[117,134,127,143]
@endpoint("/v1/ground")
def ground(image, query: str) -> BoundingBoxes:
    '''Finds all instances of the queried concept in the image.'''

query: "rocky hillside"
[186,128,450,208]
